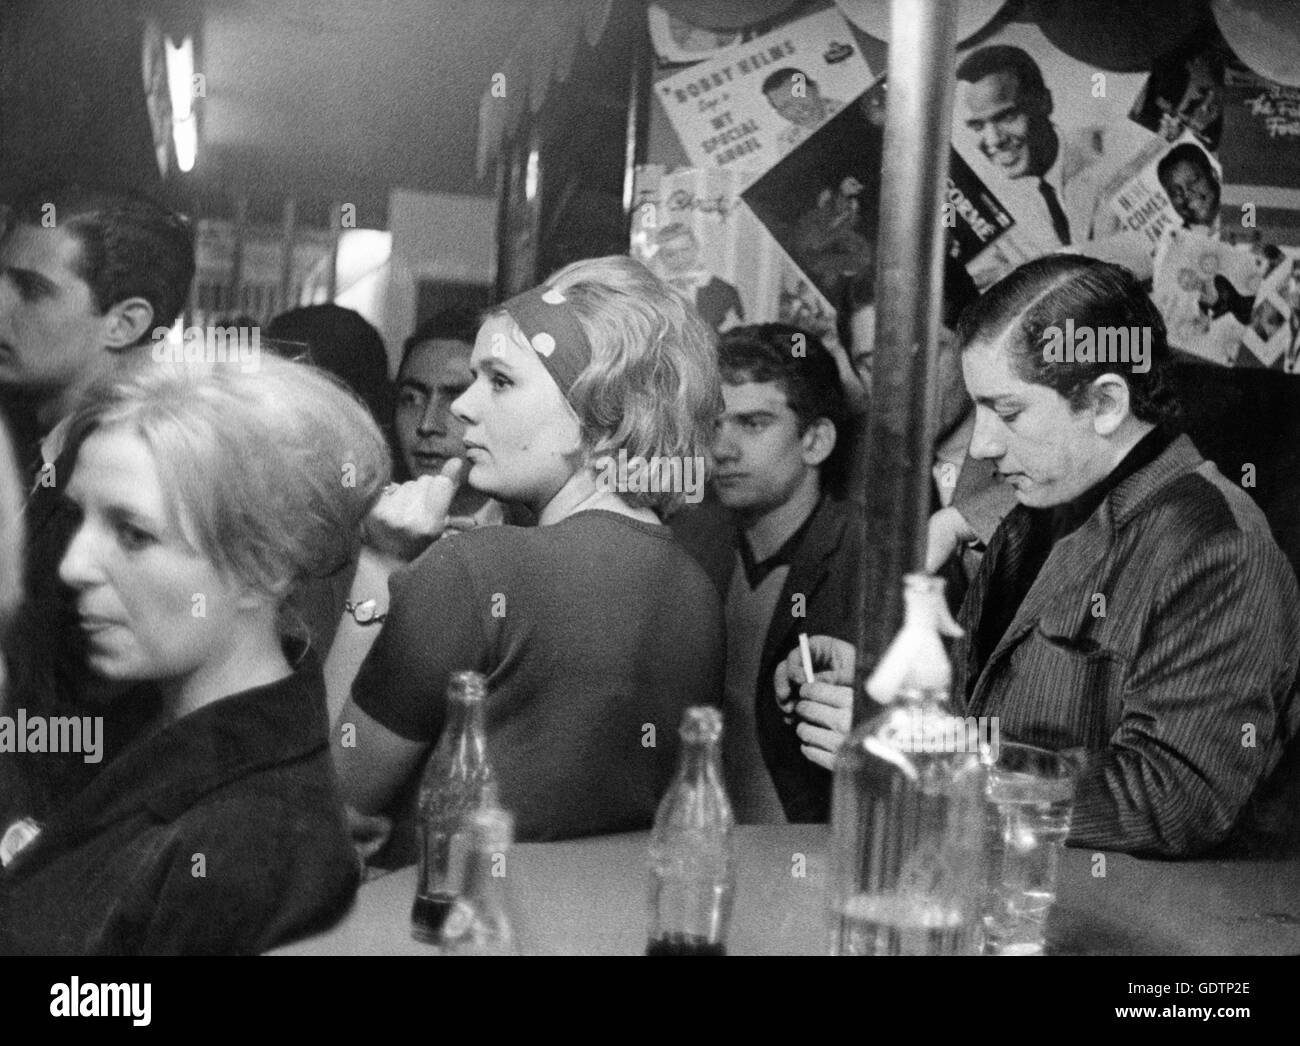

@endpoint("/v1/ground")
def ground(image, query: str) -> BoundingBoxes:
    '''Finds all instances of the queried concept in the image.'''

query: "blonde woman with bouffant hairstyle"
[330,255,727,863]
[1,355,389,955]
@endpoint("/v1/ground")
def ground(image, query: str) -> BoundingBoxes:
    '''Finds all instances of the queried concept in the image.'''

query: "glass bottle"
[434,806,520,956]
[829,573,988,956]
[411,670,495,944]
[647,706,736,956]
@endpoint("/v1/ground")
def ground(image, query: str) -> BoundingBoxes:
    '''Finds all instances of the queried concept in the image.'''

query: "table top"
[271,825,1300,956]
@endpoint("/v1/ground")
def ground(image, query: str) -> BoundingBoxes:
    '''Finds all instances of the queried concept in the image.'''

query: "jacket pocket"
[988,628,1126,750]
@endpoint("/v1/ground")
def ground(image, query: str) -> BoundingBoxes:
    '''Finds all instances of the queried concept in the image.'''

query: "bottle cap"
[447,670,488,703]
[679,705,723,744]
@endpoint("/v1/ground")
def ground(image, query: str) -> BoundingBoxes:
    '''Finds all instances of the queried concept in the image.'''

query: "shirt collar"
[1041,424,1176,541]
[737,494,824,589]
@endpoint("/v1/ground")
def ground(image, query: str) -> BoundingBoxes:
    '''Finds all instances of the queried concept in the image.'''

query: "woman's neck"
[534,468,659,527]
[158,624,292,725]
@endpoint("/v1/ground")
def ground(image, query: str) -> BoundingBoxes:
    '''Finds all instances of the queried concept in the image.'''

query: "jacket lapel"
[762,498,848,671]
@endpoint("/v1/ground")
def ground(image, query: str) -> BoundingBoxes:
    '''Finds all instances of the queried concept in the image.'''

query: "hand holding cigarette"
[774,635,856,771]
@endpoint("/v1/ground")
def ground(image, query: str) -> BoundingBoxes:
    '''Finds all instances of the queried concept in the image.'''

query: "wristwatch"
[344,599,388,626]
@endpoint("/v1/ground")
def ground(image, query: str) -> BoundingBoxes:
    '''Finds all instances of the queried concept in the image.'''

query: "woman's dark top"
[0,656,358,955]
[353,509,726,843]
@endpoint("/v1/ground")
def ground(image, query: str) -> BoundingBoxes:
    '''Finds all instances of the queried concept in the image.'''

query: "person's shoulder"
[1134,454,1294,588]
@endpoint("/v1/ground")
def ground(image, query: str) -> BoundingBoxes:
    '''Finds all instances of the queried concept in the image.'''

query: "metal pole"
[853,0,959,724]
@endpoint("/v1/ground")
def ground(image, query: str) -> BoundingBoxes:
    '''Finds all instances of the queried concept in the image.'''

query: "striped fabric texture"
[954,435,1300,857]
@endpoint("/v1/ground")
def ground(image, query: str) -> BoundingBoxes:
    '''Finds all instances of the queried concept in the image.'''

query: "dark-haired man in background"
[674,323,859,824]
[0,184,195,820]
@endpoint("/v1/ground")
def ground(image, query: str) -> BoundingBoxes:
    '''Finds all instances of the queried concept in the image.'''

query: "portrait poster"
[1151,228,1261,367]
[948,22,1155,286]
[742,84,1012,307]
[653,6,872,186]
[1127,28,1229,151]
[630,163,837,342]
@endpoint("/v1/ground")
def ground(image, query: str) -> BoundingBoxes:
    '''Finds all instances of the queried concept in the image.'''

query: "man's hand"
[925,505,977,573]
[774,636,856,771]
[363,459,463,562]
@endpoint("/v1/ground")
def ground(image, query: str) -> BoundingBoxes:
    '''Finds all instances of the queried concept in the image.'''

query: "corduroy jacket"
[954,434,1300,858]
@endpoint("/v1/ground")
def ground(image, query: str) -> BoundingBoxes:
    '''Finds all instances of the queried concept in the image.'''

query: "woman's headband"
[499,285,593,396]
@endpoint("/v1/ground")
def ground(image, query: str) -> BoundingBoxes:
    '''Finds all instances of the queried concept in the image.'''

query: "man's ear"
[102,296,156,352]
[1088,372,1131,437]
[801,417,837,467]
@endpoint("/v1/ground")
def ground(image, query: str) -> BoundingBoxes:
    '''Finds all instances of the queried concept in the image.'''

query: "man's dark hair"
[955,44,1047,97]
[1156,142,1219,194]
[718,323,853,493]
[400,306,483,372]
[955,254,1179,425]
[5,184,195,338]
[762,68,815,96]
[266,304,393,431]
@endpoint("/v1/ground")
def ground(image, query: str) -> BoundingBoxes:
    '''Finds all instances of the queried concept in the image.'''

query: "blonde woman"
[0,356,389,954]
[331,256,726,845]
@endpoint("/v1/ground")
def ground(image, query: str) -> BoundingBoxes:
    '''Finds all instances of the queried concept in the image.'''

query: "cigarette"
[798,632,815,685]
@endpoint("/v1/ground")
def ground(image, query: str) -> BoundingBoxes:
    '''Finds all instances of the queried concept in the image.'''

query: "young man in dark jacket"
[674,324,859,823]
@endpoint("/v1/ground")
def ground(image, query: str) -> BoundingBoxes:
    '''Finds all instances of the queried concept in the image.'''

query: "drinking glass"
[982,742,1079,956]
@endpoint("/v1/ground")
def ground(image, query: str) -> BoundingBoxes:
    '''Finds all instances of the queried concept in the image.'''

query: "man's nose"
[711,424,739,462]
[417,396,448,436]
[967,408,1005,461]
[0,276,18,328]
[58,520,104,590]
[981,122,1008,152]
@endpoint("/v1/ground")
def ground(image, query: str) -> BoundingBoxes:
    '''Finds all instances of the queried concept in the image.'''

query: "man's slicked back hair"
[6,184,195,338]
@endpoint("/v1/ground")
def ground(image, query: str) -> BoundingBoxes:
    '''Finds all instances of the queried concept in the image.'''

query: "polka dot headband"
[500,284,593,396]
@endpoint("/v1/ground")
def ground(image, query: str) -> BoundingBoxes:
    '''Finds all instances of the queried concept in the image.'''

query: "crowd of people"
[0,181,1296,954]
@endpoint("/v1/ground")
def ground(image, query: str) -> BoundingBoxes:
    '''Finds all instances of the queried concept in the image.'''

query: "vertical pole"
[853,0,959,724]
[278,195,297,314]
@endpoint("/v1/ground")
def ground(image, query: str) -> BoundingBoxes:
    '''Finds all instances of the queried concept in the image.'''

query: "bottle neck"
[677,737,723,783]
[439,698,489,772]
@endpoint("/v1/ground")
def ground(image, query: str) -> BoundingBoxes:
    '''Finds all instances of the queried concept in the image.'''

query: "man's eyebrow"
[4,265,58,293]
[966,102,1019,125]
[974,394,1023,408]
[727,409,778,421]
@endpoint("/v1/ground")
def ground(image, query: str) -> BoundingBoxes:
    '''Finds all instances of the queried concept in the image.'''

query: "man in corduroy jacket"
[952,255,1300,857]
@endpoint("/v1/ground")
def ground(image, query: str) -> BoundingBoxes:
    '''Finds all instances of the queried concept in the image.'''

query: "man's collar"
[1105,431,1203,530]
[1044,424,1174,541]
[738,495,822,588]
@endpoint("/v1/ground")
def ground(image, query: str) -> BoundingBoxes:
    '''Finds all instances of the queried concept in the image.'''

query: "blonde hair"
[63,355,391,628]
[511,255,722,515]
